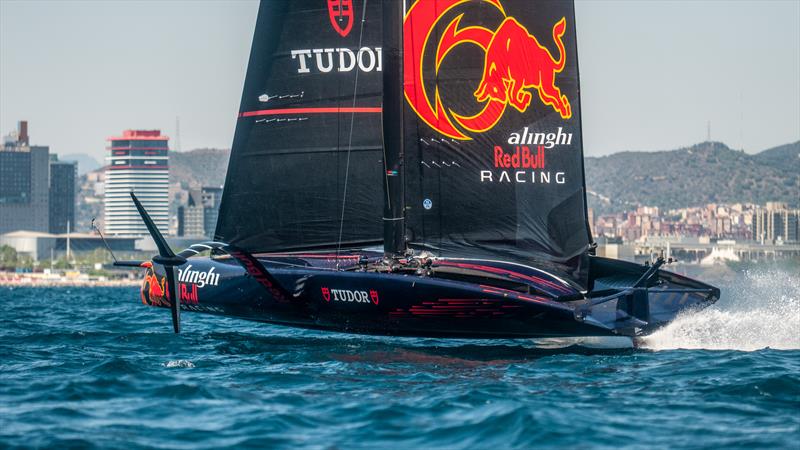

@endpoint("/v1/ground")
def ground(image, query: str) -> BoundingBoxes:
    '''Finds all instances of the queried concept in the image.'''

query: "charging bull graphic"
[404,0,572,140]
[474,17,571,119]
[140,262,168,307]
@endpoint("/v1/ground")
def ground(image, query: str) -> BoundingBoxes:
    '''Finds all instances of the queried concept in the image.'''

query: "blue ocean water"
[1,268,798,449]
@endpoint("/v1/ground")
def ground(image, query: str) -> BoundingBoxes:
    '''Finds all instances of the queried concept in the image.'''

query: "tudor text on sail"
[291,47,382,73]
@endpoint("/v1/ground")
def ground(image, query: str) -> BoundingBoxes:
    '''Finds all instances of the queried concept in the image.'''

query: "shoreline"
[0,272,141,287]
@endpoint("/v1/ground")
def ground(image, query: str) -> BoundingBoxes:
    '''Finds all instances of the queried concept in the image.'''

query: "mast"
[381,0,405,258]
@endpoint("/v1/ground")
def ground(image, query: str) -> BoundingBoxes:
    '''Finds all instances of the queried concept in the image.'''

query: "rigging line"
[335,0,369,269]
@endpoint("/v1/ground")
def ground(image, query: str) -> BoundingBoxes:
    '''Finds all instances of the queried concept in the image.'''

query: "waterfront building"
[0,121,50,234]
[104,130,169,236]
[201,186,223,237]
[177,190,204,237]
[751,205,799,244]
[48,155,77,234]
[177,186,223,238]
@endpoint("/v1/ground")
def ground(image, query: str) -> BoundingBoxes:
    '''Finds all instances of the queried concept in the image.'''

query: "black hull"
[140,252,719,339]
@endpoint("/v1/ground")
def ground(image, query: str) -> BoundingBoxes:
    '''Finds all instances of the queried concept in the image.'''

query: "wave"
[641,269,800,351]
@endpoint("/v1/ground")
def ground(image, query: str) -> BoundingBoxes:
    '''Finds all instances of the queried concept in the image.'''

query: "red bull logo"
[180,283,200,304]
[404,0,572,140]
[474,17,570,118]
[141,263,201,307]
[140,262,168,307]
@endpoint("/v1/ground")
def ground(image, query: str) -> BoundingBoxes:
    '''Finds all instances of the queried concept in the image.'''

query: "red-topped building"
[104,130,169,236]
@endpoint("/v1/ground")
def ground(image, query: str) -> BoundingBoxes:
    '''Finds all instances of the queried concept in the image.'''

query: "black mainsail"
[216,0,592,287]
[216,1,385,252]
[400,0,591,285]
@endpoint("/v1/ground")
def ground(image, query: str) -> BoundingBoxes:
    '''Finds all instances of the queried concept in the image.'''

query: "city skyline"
[1,0,799,161]
[0,122,76,236]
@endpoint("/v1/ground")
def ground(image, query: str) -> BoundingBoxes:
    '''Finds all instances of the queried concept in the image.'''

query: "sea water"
[1,267,798,449]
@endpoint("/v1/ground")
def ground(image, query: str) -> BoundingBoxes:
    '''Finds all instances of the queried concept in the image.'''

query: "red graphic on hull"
[387,298,518,319]
[228,249,290,303]
[321,287,331,302]
[140,263,168,307]
[180,283,199,305]
[369,289,379,305]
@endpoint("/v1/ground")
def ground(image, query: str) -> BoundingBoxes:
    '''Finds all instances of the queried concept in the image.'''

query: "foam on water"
[164,359,195,368]
[642,269,800,351]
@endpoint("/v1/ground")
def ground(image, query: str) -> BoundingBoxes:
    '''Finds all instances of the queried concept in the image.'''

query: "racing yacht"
[121,0,719,341]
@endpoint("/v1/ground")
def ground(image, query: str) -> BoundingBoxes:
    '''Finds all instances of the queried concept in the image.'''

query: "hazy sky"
[1,0,798,162]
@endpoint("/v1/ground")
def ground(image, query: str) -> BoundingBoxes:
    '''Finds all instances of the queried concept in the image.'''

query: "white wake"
[640,269,800,351]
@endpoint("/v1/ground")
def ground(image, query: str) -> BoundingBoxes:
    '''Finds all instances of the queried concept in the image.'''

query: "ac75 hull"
[140,253,719,339]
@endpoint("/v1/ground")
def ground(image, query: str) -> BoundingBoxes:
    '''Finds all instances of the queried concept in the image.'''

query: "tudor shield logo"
[328,0,354,37]
[321,287,331,302]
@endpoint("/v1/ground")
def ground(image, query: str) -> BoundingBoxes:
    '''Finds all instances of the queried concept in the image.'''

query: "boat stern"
[579,257,720,336]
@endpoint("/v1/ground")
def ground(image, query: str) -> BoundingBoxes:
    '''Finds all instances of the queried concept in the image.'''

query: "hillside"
[585,141,799,214]
[751,141,800,171]
[75,141,798,230]
[172,143,798,213]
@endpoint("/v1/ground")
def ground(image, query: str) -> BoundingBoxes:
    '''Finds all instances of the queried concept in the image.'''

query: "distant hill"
[60,153,100,175]
[171,143,798,213]
[75,142,798,229]
[751,141,800,171]
[169,148,230,189]
[585,141,800,214]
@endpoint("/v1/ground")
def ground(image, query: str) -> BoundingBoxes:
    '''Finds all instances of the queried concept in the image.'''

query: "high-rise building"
[177,186,223,238]
[104,130,169,236]
[0,121,50,234]
[177,190,204,237]
[752,205,800,243]
[787,212,799,243]
[48,155,77,234]
[201,186,223,237]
